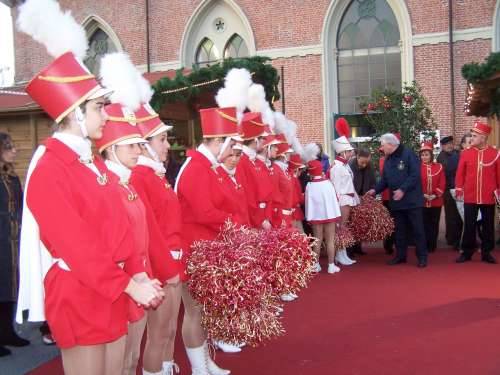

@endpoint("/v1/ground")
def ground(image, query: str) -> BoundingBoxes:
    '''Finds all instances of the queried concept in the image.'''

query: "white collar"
[52,132,93,161]
[220,164,236,176]
[242,145,257,161]
[197,143,219,167]
[105,159,131,183]
[275,160,288,171]
[137,155,166,174]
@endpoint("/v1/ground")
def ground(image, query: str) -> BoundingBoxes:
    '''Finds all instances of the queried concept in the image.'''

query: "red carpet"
[29,248,500,375]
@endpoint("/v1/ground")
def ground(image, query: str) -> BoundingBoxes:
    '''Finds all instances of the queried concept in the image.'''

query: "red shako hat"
[95,103,146,153]
[276,142,294,156]
[261,134,282,148]
[239,112,266,140]
[307,160,323,177]
[26,52,111,123]
[135,103,172,139]
[419,142,434,153]
[471,121,491,136]
[289,153,305,169]
[199,107,239,138]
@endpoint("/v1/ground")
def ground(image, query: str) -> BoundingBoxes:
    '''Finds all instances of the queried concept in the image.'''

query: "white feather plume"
[216,68,252,122]
[302,143,320,163]
[17,0,88,60]
[291,137,304,156]
[248,83,275,129]
[99,53,149,111]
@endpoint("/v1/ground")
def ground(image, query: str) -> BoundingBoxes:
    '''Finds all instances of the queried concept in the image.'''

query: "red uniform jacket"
[27,138,142,348]
[176,150,235,251]
[235,154,262,228]
[130,165,184,283]
[253,158,274,226]
[217,166,250,226]
[290,171,305,221]
[379,157,390,201]
[272,163,294,228]
[420,162,445,208]
[109,171,151,323]
[268,163,285,228]
[455,146,500,204]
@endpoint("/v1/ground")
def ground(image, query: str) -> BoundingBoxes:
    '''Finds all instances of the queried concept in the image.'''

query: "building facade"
[3,0,500,180]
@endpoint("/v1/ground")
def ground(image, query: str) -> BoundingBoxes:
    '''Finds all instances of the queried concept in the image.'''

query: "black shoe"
[387,257,406,265]
[456,254,472,263]
[428,248,435,253]
[481,254,497,264]
[384,247,394,255]
[417,260,427,268]
[2,333,30,347]
[0,346,11,357]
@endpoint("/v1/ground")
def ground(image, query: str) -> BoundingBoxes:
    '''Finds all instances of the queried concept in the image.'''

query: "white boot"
[143,369,163,375]
[185,345,210,375]
[336,249,354,265]
[162,360,180,375]
[327,263,340,274]
[280,293,296,302]
[214,340,241,353]
[343,249,357,264]
[290,292,298,299]
[312,262,322,272]
[204,342,231,375]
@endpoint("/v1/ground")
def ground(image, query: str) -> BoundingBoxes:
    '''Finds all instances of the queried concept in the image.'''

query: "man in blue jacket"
[367,133,428,267]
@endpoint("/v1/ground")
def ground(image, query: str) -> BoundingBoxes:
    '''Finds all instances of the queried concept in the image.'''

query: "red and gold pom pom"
[334,225,356,250]
[348,195,395,242]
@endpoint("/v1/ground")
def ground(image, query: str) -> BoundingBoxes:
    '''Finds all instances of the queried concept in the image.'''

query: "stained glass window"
[337,0,401,114]
[84,28,117,75]
[195,38,220,67]
[223,34,249,59]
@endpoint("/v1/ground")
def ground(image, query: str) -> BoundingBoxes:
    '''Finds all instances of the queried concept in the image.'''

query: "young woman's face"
[470,132,486,148]
[269,144,278,159]
[420,150,432,164]
[148,132,170,162]
[111,143,143,169]
[84,98,108,140]
[217,138,236,162]
[222,149,242,170]
[1,139,16,164]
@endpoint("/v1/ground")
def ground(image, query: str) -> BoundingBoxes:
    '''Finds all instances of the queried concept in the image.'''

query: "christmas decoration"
[151,56,280,112]
[348,195,395,243]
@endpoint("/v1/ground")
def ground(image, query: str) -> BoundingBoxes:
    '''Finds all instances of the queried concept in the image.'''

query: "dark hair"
[356,147,370,158]
[0,133,15,174]
[243,139,256,146]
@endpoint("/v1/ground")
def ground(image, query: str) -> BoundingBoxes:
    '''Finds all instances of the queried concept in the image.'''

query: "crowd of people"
[1,1,499,375]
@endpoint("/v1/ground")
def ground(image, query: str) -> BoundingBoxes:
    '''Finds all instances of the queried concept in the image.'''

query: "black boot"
[0,302,30,347]
[0,346,11,357]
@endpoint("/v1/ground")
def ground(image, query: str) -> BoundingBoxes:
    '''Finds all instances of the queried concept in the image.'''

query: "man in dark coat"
[367,133,428,267]
[348,148,376,255]
[436,136,462,249]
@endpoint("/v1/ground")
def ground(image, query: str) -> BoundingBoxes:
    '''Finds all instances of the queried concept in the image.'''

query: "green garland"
[150,56,280,112]
[462,51,500,83]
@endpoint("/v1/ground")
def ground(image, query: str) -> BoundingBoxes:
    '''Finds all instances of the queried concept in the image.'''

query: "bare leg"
[104,335,127,375]
[181,283,205,348]
[340,205,351,225]
[61,344,106,375]
[123,316,147,375]
[312,223,325,259]
[162,282,182,361]
[324,222,337,264]
[143,283,181,372]
[293,220,304,233]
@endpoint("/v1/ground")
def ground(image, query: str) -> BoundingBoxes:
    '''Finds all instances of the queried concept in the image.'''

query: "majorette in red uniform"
[95,101,154,375]
[272,136,295,228]
[288,153,306,232]
[418,142,445,253]
[455,121,500,263]
[17,34,163,375]
[234,112,267,228]
[175,106,239,371]
[305,159,341,274]
[217,141,251,226]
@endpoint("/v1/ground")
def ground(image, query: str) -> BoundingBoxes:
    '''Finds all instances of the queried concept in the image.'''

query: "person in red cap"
[175,106,240,374]
[17,2,164,374]
[455,121,500,263]
[96,104,159,375]
[419,142,445,253]
[305,159,342,274]
[234,112,268,229]
[288,154,306,232]
[255,134,282,229]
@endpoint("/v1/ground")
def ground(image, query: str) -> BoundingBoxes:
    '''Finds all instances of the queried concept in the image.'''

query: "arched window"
[337,0,401,113]
[223,33,249,59]
[84,27,118,75]
[195,38,221,67]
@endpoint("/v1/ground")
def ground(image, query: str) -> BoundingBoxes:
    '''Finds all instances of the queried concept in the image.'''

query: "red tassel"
[335,117,351,137]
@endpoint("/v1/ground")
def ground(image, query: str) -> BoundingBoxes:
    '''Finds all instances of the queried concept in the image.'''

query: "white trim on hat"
[148,124,173,138]
[87,86,113,100]
[115,137,147,146]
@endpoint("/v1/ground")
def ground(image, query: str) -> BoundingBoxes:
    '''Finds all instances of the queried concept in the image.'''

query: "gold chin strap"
[250,120,266,127]
[38,74,95,83]
[216,110,238,123]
